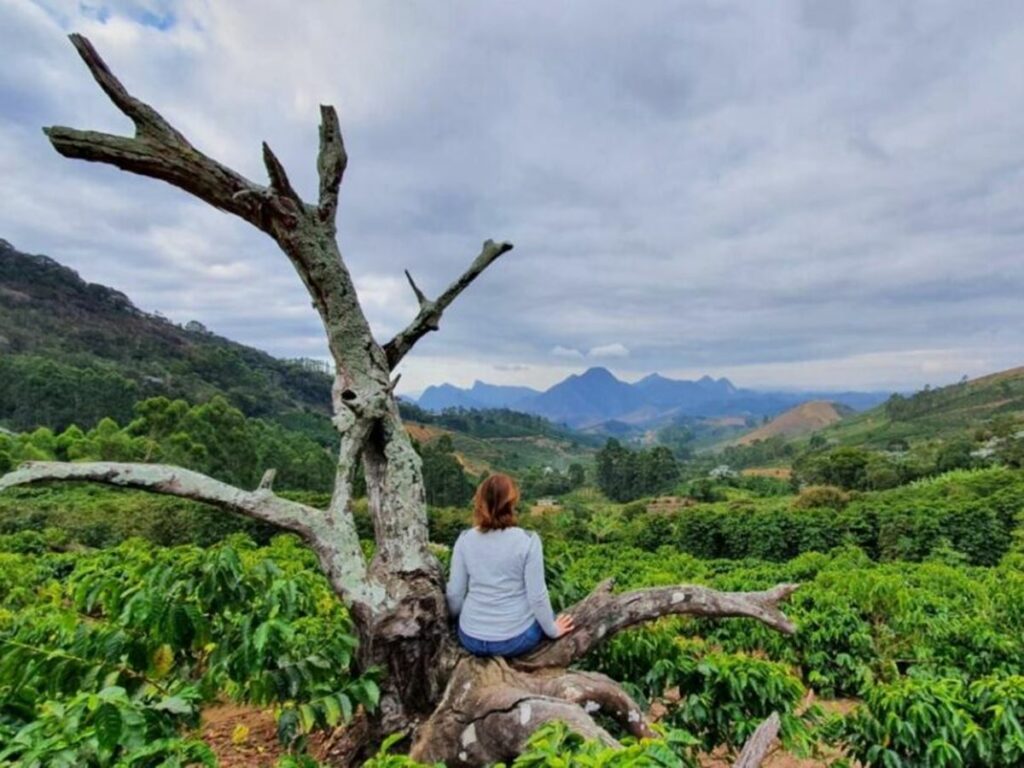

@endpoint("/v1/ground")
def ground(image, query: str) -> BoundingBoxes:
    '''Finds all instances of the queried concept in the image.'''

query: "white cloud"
[2,0,1024,393]
[588,343,630,359]
[551,345,584,359]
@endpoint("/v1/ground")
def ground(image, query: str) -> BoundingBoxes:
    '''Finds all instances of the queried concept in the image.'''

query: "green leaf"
[94,701,123,753]
[154,696,194,716]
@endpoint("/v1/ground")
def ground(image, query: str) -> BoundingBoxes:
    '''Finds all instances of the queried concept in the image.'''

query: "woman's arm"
[445,534,468,618]
[524,533,560,638]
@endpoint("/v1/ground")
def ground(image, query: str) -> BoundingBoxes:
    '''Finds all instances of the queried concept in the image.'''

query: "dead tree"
[0,35,797,766]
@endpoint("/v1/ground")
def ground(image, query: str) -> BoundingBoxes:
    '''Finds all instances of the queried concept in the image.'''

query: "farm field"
[2,463,1023,767]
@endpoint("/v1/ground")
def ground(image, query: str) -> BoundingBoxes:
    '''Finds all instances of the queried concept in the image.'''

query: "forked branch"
[384,239,514,368]
[517,579,800,669]
[45,34,269,230]
[410,657,618,766]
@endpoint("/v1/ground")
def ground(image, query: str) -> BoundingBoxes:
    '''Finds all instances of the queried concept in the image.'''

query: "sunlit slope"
[736,401,851,445]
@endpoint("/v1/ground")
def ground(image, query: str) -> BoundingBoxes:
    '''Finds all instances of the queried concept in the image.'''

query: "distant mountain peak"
[638,372,669,384]
[580,366,617,380]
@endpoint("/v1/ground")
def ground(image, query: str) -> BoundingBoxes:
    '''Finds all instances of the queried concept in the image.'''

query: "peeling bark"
[733,712,782,768]
[0,35,801,768]
[517,578,799,669]
[410,657,620,766]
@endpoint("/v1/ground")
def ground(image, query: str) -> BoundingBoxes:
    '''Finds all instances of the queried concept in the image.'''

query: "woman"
[445,473,574,657]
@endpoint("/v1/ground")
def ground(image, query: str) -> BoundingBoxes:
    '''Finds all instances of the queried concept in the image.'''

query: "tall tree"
[0,36,798,766]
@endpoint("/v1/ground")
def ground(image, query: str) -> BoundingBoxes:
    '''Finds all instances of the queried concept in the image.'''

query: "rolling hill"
[817,365,1024,448]
[736,400,852,445]
[0,238,333,435]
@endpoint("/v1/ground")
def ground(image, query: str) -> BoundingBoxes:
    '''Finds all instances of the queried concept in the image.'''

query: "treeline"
[528,466,1024,567]
[0,394,584,522]
[419,435,476,508]
[794,436,1023,491]
[398,402,589,442]
[594,438,680,502]
[700,416,1023,494]
[0,353,334,443]
[0,396,335,492]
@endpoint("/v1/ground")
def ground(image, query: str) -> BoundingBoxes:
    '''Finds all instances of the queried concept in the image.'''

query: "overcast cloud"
[2,0,1022,395]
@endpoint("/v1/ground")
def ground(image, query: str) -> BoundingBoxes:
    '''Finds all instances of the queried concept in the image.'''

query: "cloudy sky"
[2,0,1023,396]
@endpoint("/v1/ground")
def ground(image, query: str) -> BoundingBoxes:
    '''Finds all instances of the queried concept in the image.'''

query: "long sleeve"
[445,534,468,618]
[524,532,559,638]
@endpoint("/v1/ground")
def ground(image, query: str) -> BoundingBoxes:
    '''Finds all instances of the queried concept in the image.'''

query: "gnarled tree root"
[410,578,798,767]
[409,657,783,768]
[409,656,646,765]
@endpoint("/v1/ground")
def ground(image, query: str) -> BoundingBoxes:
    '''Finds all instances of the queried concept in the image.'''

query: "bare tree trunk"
[0,35,800,767]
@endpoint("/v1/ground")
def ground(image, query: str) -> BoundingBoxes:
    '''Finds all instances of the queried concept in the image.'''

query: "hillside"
[818,365,1024,448]
[736,400,851,445]
[397,402,596,474]
[0,239,591,473]
[0,238,333,436]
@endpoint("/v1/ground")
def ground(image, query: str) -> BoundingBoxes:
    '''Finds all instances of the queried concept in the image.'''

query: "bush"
[792,485,851,511]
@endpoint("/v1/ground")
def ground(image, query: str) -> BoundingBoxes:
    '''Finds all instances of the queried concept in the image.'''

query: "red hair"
[473,473,520,531]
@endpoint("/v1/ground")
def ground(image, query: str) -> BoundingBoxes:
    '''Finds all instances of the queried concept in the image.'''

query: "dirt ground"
[200,703,335,768]
[741,466,794,480]
[199,697,862,767]
[698,698,861,768]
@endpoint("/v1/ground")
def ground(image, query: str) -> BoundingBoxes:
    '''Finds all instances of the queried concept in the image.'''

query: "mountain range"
[1,236,890,439]
[416,367,890,429]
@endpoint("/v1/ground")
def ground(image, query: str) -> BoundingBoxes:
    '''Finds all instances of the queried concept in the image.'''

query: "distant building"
[709,464,737,480]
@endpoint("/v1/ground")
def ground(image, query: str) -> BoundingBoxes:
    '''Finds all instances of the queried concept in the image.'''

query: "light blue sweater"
[445,527,559,641]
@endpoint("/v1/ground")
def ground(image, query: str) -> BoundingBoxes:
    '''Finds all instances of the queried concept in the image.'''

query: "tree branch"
[45,36,268,230]
[262,141,303,205]
[410,657,618,766]
[0,461,377,609]
[0,461,315,533]
[67,33,187,142]
[403,269,429,307]
[317,105,347,223]
[516,579,800,669]
[733,712,781,768]
[384,239,514,368]
[46,34,385,385]
[525,669,655,740]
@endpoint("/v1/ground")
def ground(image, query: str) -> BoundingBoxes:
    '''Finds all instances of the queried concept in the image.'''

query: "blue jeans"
[458,621,544,658]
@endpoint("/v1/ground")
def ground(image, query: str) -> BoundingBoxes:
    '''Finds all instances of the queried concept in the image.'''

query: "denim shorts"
[458,620,544,658]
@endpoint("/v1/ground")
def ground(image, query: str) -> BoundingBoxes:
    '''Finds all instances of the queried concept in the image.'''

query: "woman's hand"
[554,613,575,638]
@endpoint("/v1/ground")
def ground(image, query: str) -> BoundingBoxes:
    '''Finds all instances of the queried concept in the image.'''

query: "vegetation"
[0,534,380,767]
[0,240,334,438]
[595,439,680,502]
[817,367,1024,449]
[2,458,1021,765]
[0,396,335,493]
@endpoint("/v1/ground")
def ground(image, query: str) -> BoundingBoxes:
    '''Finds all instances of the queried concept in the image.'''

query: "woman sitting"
[445,473,574,657]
